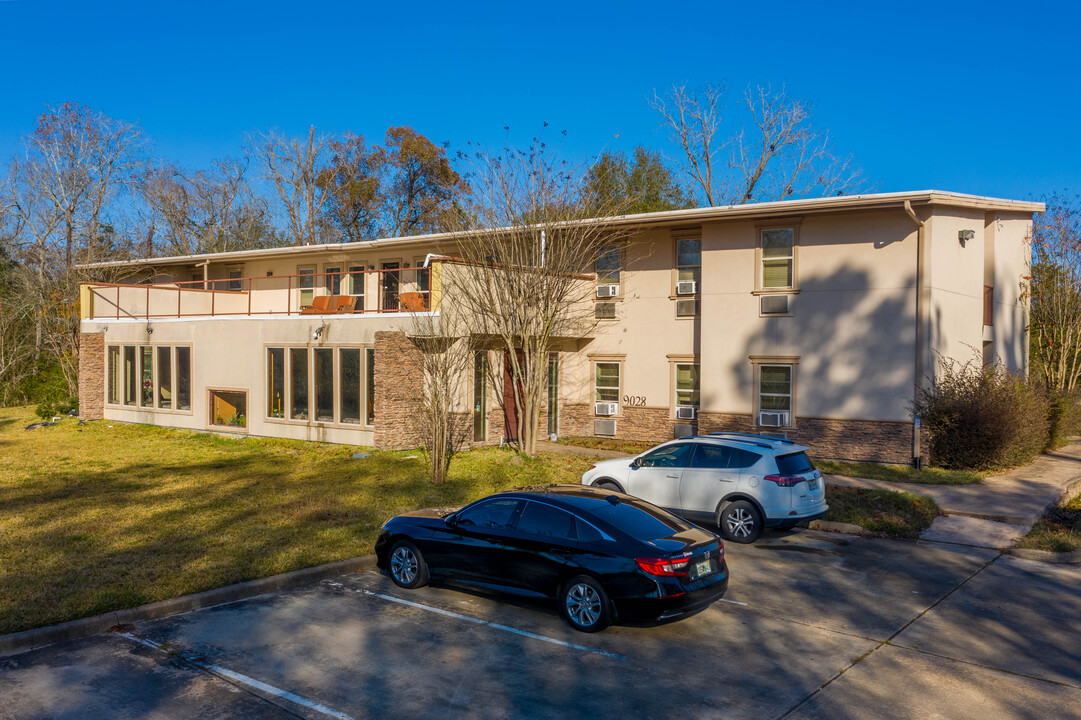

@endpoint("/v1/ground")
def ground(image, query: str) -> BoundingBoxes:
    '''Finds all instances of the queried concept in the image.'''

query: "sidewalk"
[825,442,1081,549]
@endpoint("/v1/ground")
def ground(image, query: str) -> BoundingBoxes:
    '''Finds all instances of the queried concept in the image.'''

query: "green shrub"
[1046,391,1081,450]
[915,357,1049,471]
[34,396,79,419]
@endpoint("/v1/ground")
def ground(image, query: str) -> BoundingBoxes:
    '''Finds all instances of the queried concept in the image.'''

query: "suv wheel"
[718,500,763,544]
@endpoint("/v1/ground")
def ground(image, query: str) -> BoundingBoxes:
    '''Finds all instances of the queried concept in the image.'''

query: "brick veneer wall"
[561,401,918,464]
[373,331,424,450]
[78,332,105,420]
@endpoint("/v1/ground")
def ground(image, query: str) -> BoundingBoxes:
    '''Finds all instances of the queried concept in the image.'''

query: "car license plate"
[808,478,819,491]
[694,559,712,577]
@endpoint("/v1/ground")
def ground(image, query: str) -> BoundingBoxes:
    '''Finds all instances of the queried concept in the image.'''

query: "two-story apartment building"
[77,190,1041,464]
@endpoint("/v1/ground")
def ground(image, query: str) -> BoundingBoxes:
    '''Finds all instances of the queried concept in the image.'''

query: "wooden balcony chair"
[332,295,359,313]
[399,291,428,311]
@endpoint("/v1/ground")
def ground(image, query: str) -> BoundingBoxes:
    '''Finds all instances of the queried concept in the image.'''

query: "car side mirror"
[445,514,458,527]
[630,457,641,469]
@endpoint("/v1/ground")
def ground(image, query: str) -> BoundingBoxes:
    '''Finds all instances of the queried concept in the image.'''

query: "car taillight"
[764,474,803,487]
[635,557,689,577]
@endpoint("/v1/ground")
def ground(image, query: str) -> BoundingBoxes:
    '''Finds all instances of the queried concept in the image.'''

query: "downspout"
[904,200,926,468]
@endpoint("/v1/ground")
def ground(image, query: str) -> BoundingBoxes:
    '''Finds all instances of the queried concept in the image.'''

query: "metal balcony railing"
[81,265,435,321]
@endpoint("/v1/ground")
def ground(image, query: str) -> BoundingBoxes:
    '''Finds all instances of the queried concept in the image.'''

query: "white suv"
[580,433,828,543]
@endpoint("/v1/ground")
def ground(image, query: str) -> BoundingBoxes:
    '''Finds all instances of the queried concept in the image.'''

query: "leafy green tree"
[583,146,694,215]
[383,126,467,236]
[317,133,385,243]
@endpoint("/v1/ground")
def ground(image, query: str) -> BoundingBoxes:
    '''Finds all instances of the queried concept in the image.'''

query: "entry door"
[623,443,694,512]
[381,262,400,310]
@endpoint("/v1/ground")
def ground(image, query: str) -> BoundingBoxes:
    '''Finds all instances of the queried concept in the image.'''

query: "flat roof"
[78,190,1045,270]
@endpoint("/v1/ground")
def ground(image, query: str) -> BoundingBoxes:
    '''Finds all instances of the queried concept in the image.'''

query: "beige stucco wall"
[82,313,443,445]
[571,208,921,428]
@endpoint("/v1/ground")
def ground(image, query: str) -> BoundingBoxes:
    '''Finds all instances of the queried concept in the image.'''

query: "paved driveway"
[2,530,1080,720]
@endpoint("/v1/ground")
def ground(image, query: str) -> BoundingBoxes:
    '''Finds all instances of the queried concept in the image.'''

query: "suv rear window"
[776,452,815,475]
[589,501,691,541]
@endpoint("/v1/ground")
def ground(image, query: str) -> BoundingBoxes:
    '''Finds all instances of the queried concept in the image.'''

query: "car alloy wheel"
[560,575,611,632]
[388,540,429,589]
[719,500,762,544]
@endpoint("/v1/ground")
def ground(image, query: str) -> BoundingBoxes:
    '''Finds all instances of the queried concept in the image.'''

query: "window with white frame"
[759,364,793,424]
[347,265,365,308]
[675,363,700,408]
[676,238,701,292]
[596,245,621,290]
[761,228,795,289]
[297,266,316,308]
[594,362,620,412]
[227,266,243,292]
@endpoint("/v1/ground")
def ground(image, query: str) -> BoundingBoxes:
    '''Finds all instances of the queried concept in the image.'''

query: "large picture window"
[366,348,376,425]
[315,348,334,422]
[267,348,285,418]
[761,228,795,289]
[210,389,247,429]
[175,347,191,411]
[290,347,309,420]
[107,344,190,412]
[107,346,121,405]
[157,346,172,409]
[340,348,362,424]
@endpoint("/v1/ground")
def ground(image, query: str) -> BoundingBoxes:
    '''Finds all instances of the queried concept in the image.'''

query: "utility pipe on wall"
[904,200,926,468]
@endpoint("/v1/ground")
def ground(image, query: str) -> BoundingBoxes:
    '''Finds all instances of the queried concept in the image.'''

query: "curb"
[808,519,868,536]
[1007,547,1081,564]
[0,555,378,657]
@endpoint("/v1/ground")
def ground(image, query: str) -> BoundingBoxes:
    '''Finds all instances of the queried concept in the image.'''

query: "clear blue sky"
[1,0,1077,201]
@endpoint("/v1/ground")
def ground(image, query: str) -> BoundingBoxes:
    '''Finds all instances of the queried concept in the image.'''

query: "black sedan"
[374,484,729,632]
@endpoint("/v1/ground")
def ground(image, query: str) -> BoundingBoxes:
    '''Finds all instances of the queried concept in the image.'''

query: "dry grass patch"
[0,407,593,635]
[824,485,940,539]
[1016,491,1081,553]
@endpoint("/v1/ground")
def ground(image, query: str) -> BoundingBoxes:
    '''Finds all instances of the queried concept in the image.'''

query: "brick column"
[78,332,105,420]
[373,331,424,450]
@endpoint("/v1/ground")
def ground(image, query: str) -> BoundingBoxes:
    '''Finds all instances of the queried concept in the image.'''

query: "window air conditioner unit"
[675,406,697,420]
[675,299,698,317]
[676,280,698,295]
[595,402,618,416]
[759,411,790,427]
[595,302,617,319]
[594,419,617,436]
[596,284,620,298]
[761,294,790,314]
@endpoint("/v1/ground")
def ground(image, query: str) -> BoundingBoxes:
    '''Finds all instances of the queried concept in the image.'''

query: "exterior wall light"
[959,229,975,246]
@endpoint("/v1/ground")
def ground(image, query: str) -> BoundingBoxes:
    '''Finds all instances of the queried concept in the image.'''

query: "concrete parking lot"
[2,529,1080,720]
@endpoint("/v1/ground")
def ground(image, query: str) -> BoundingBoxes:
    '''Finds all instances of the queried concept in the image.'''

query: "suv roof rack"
[687,434,775,450]
[707,431,798,446]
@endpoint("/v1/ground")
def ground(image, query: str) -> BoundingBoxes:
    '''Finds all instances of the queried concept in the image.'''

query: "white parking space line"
[119,632,357,720]
[326,581,626,660]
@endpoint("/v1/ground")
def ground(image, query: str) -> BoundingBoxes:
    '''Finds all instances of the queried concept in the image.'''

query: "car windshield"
[776,452,814,475]
[586,499,691,541]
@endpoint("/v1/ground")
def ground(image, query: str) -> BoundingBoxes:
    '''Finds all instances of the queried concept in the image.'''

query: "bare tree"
[652,83,861,206]
[408,293,473,483]
[443,137,633,457]
[140,157,274,256]
[251,126,334,245]
[1028,193,1081,394]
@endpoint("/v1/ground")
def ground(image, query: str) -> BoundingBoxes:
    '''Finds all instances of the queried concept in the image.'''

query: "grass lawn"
[814,459,983,485]
[0,407,594,635]
[1015,491,1081,553]
[823,486,940,539]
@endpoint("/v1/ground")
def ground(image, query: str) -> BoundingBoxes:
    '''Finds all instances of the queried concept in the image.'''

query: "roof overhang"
[78,190,1045,272]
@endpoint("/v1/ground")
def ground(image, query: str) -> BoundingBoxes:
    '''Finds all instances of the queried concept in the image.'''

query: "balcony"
[81,264,437,321]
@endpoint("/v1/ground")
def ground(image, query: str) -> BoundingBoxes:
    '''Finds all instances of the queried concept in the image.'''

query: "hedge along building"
[77,190,1041,464]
